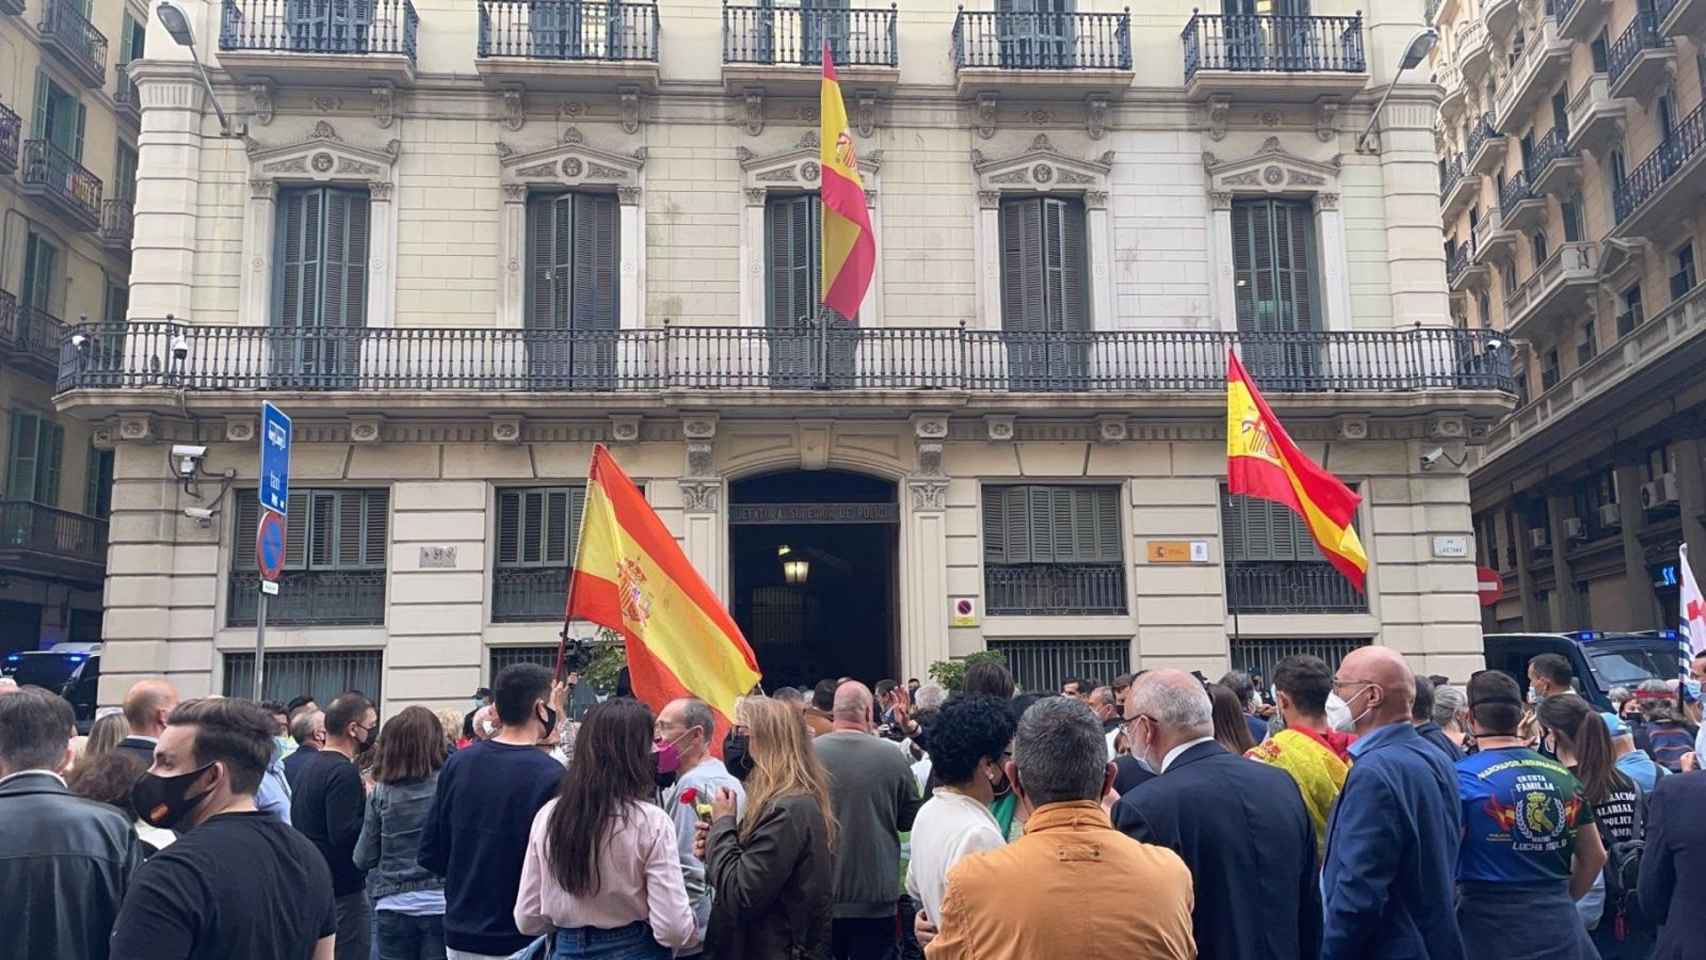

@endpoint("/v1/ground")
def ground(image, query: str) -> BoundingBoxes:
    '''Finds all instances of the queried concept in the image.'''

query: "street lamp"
[782,558,810,586]
[1356,28,1440,154]
[157,0,241,137]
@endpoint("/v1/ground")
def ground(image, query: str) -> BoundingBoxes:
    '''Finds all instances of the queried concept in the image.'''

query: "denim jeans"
[549,922,667,960]
[376,911,447,960]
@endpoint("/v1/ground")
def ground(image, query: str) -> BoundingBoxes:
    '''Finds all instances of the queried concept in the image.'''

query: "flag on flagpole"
[1681,544,1706,656]
[1226,350,1369,591]
[819,41,876,319]
[565,445,762,747]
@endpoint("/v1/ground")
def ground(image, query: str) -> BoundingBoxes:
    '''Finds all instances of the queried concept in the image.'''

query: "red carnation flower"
[678,787,699,806]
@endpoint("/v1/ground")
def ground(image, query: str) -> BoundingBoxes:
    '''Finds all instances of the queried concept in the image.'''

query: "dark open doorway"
[729,470,899,691]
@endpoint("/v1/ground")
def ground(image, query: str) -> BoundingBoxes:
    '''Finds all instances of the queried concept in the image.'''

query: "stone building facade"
[61,0,1509,713]
[1433,0,1706,631]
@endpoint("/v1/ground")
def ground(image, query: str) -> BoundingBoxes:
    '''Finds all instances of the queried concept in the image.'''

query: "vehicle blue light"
[67,654,84,662]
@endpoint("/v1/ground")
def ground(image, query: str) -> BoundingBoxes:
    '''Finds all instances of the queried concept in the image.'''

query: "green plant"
[928,649,1008,694]
[578,627,628,693]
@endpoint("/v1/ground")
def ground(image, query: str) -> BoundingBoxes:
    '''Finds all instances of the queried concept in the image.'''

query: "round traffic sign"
[1476,565,1502,607]
[257,510,287,582]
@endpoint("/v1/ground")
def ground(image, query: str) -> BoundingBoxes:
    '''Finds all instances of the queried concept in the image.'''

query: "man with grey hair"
[1115,670,1320,960]
[1430,683,1470,755]
[656,697,744,956]
[925,697,1194,959]
[282,708,325,792]
[913,683,945,711]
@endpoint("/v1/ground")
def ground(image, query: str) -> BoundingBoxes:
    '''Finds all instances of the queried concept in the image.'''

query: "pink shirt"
[514,798,697,949]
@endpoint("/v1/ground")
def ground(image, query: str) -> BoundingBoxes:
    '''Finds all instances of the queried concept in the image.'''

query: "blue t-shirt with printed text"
[1455,746,1594,884]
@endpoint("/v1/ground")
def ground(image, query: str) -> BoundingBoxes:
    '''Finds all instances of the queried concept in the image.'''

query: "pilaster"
[1547,492,1586,627]
[128,62,210,325]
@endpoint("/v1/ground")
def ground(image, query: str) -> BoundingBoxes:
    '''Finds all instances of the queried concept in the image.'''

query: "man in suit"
[1640,766,1706,960]
[1114,670,1320,960]
[114,679,179,767]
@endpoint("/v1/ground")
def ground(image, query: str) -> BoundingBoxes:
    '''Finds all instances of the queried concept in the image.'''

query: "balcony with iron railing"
[56,323,1518,404]
[1659,0,1706,38]
[1226,561,1366,614]
[20,140,101,231]
[0,500,107,584]
[492,567,571,622]
[1448,240,1489,292]
[723,3,897,92]
[1527,125,1580,195]
[985,563,1127,616]
[951,6,1132,96]
[219,0,419,84]
[1493,13,1570,134]
[476,0,660,90]
[228,570,385,627]
[1466,112,1507,176]
[1504,240,1600,338]
[114,62,141,128]
[1500,168,1546,232]
[1484,0,1521,38]
[1566,73,1629,155]
[1181,12,1366,100]
[39,0,106,87]
[1440,154,1477,218]
[1473,205,1517,264]
[99,198,133,251]
[1,300,62,381]
[1608,10,1674,99]
[1556,0,1602,39]
[0,101,19,176]
[1614,100,1706,237]
[1438,58,1466,120]
[0,0,22,17]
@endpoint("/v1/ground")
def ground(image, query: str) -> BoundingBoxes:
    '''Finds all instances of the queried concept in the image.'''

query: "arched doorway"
[729,470,899,690]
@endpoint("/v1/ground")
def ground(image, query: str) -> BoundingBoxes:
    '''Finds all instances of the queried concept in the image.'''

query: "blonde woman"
[694,696,835,960]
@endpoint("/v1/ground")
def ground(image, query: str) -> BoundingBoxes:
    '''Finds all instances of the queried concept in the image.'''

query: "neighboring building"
[0,0,139,655]
[65,0,1509,712]
[1433,0,1706,631]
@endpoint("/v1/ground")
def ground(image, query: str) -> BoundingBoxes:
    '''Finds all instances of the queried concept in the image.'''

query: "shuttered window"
[982,485,1122,563]
[231,488,389,572]
[31,70,85,160]
[84,447,113,518]
[1231,199,1318,333]
[274,187,370,330]
[526,192,619,331]
[765,194,821,326]
[1221,490,1326,562]
[1222,488,1365,613]
[999,196,1089,334]
[6,412,64,505]
[495,486,587,567]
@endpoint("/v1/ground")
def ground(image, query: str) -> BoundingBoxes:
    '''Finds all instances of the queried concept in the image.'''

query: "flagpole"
[554,448,598,684]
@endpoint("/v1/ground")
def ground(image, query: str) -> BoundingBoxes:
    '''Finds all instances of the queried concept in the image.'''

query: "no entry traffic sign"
[257,510,287,582]
[1477,565,1502,607]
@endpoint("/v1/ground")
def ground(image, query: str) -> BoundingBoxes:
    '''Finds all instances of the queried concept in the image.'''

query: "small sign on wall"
[1432,535,1470,559]
[1148,540,1211,564]
[420,546,458,569]
[949,597,977,627]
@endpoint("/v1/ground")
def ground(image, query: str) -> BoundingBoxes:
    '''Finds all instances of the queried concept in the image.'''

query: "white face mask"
[1326,692,1354,733]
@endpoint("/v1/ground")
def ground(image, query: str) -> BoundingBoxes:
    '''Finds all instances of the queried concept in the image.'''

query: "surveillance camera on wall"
[171,444,207,477]
[171,336,189,361]
[1420,447,1445,470]
[183,507,214,525]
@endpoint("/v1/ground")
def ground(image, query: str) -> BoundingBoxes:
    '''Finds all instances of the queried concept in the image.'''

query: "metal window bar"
[1227,636,1371,685]
[722,3,897,67]
[984,563,1127,615]
[222,649,383,707]
[492,567,572,622]
[228,570,386,627]
[478,0,659,61]
[1225,561,1367,614]
[0,102,20,176]
[489,645,561,675]
[1527,126,1574,181]
[1182,13,1365,81]
[987,638,1131,696]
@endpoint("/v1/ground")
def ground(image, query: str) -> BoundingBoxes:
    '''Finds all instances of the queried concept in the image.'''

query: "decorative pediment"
[972,134,1112,204]
[1203,136,1342,198]
[247,121,401,184]
[740,129,883,205]
[1597,237,1650,283]
[498,126,648,193]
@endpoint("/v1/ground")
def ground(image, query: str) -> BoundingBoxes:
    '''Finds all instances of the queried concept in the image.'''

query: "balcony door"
[1222,0,1312,72]
[1000,196,1089,390]
[1231,198,1320,385]
[285,0,373,53]
[273,186,370,386]
[526,191,620,388]
[765,193,823,385]
[19,233,56,349]
[30,72,84,161]
[997,0,1075,70]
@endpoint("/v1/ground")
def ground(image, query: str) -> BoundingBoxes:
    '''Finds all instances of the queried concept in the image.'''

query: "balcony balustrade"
[1440,154,1477,218]
[477,0,661,90]
[1448,241,1489,292]
[1181,12,1366,101]
[20,139,101,231]
[1566,73,1629,155]
[114,62,141,128]
[723,3,897,91]
[39,0,106,87]
[1483,0,1520,40]
[1500,169,1546,232]
[1607,10,1674,100]
[1528,125,1580,195]
[0,501,107,584]
[99,198,133,251]
[1466,112,1507,176]
[1614,100,1706,236]
[1504,240,1600,337]
[0,102,19,176]
[1556,0,1602,39]
[1493,14,1570,135]
[1473,205,1517,264]
[1657,0,1706,38]
[1459,19,1491,80]
[953,7,1132,95]
[219,0,419,84]
[1438,59,1465,120]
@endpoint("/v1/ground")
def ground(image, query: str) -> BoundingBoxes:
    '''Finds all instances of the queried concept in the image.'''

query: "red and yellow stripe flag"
[1226,351,1369,591]
[565,445,761,746]
[820,41,876,319]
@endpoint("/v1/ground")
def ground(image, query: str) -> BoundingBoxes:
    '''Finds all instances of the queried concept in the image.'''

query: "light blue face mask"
[1685,678,1702,701]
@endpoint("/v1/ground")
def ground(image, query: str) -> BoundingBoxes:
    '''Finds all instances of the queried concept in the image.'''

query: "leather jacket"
[0,771,144,960]
[704,793,834,960]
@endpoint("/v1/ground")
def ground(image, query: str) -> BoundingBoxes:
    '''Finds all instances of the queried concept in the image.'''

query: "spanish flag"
[565,445,761,745]
[820,42,876,319]
[1226,351,1368,591]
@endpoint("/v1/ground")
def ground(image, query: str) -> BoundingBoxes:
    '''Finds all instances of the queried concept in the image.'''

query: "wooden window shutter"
[1222,488,1246,562]
[322,189,370,329]
[40,422,63,505]
[8,412,40,501]
[544,489,570,564]
[275,188,321,329]
[30,69,48,141]
[765,196,819,327]
[982,486,1007,563]
[521,489,546,563]
[335,492,365,567]
[1003,486,1032,564]
[308,492,338,568]
[281,491,309,569]
[524,194,569,330]
[1231,203,1257,330]
[572,194,619,331]
[1059,199,1089,332]
[232,493,260,570]
[999,198,1047,333]
[1028,486,1062,563]
[1093,486,1122,562]
[496,490,522,564]
[363,490,388,566]
[567,486,587,561]
[74,102,87,162]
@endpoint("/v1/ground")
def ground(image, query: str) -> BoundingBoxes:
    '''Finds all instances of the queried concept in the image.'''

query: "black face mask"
[723,732,753,782]
[132,763,216,832]
[537,702,558,737]
[355,723,377,752]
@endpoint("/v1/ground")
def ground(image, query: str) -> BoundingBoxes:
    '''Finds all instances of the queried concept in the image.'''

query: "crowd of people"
[4,647,1706,960]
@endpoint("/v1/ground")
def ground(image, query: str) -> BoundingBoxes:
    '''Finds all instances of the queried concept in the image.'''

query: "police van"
[1483,630,1689,711]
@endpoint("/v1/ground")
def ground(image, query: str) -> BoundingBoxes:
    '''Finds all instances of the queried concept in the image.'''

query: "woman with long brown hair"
[698,695,835,960]
[354,705,451,960]
[514,698,693,959]
[1207,682,1258,754]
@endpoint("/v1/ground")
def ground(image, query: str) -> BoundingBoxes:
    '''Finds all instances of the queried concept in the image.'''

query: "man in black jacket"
[1640,767,1706,960]
[292,691,376,960]
[1114,669,1321,960]
[115,678,179,767]
[0,686,143,960]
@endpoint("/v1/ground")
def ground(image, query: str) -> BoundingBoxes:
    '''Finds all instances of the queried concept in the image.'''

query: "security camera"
[1420,447,1445,470]
[183,507,214,525]
[171,444,207,477]
[70,333,88,350]
[171,336,189,362]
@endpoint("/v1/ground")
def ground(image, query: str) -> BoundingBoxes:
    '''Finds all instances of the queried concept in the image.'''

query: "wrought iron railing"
[0,500,107,568]
[6,303,63,369]
[1467,112,1499,162]
[1230,635,1370,681]
[478,0,659,61]
[100,198,133,246]
[1440,153,1465,198]
[228,570,386,626]
[1615,100,1706,222]
[1608,10,1666,89]
[58,321,1519,394]
[1226,561,1366,614]
[223,650,384,707]
[220,0,419,63]
[952,7,1131,71]
[492,566,571,622]
[114,62,142,123]
[1656,0,1681,22]
[1448,242,1471,283]
[39,0,107,83]
[1182,13,1365,80]
[21,139,102,225]
[987,638,1131,694]
[1499,168,1535,211]
[0,102,19,175]
[985,563,1126,616]
[1554,0,1579,22]
[722,3,896,67]
[1528,125,1573,179]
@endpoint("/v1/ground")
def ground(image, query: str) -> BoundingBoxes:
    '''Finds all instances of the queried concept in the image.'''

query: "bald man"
[114,678,179,767]
[814,681,923,960]
[1319,647,1465,960]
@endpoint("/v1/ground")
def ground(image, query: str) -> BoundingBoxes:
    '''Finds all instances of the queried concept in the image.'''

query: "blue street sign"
[260,401,292,516]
